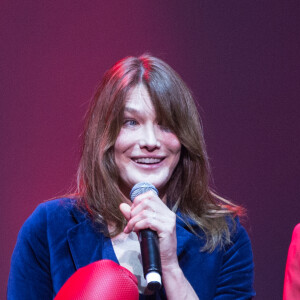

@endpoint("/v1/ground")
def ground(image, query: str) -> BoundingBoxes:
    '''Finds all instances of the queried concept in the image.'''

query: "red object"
[283,224,300,300]
[55,260,139,300]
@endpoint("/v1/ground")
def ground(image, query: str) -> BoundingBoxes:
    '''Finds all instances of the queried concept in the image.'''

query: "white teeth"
[133,158,162,164]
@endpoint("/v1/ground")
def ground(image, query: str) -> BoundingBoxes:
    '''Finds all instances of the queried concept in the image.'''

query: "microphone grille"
[130,182,158,202]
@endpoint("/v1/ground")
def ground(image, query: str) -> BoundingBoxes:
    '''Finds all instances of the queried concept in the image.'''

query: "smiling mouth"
[132,157,164,164]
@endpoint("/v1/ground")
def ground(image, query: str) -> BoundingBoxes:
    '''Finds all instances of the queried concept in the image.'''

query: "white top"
[111,231,149,294]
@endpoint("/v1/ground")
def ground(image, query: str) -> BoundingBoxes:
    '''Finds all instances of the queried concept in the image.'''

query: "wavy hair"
[76,54,243,251]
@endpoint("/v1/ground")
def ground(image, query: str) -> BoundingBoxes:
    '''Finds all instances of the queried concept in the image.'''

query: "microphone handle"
[140,229,162,291]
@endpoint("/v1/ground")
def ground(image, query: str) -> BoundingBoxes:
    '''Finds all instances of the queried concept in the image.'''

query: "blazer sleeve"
[7,203,53,300]
[214,218,255,300]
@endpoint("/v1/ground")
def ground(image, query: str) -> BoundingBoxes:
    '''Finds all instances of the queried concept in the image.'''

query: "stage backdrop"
[1,1,299,299]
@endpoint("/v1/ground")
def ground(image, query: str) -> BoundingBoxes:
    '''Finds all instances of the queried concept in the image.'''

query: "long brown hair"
[76,54,243,251]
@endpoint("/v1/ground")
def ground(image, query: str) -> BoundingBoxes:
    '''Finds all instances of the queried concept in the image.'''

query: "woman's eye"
[123,119,138,126]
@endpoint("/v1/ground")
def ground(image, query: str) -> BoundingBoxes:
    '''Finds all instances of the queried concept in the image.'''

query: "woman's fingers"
[124,209,159,233]
[120,190,176,239]
[119,203,131,221]
[123,193,175,234]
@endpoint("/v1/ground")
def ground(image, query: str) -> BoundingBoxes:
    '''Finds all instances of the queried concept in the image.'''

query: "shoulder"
[222,216,253,263]
[227,216,251,245]
[19,198,86,239]
[12,198,89,271]
[221,217,254,286]
[176,212,250,243]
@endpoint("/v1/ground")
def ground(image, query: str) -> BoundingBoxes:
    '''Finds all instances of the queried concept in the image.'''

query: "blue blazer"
[7,198,255,299]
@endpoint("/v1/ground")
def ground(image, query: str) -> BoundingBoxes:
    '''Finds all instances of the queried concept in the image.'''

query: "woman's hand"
[119,191,199,299]
[119,190,178,270]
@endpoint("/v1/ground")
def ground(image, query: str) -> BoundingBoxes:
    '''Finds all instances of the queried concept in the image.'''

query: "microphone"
[130,182,162,291]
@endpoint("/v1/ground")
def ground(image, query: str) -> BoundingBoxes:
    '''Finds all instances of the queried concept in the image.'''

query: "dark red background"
[1,1,299,299]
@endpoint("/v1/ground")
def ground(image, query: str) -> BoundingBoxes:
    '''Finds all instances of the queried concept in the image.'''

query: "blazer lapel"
[67,217,105,270]
[176,212,205,257]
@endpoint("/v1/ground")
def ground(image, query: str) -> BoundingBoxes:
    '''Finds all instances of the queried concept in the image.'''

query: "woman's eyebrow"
[124,107,138,113]
[123,105,154,119]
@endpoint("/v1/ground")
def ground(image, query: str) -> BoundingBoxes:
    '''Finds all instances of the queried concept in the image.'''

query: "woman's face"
[114,85,181,199]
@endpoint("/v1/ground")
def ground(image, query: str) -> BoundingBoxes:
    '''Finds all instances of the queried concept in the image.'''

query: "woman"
[8,55,255,299]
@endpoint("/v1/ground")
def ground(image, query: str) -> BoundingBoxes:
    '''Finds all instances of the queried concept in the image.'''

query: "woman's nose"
[139,124,161,150]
